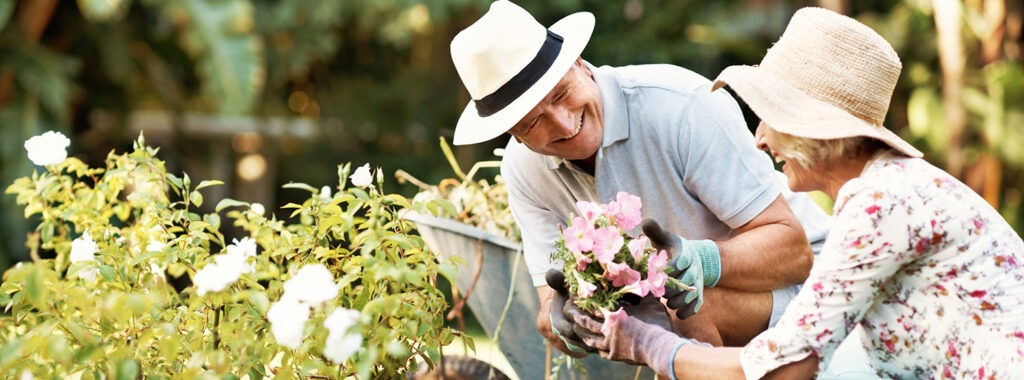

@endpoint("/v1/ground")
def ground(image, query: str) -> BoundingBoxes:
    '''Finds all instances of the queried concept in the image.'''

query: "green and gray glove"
[545,269,595,356]
[641,218,721,320]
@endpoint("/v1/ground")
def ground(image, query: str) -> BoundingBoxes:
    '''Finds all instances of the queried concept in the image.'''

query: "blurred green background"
[1,0,1022,275]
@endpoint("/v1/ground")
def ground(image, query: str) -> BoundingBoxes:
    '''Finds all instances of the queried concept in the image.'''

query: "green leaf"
[166,173,184,195]
[128,249,163,266]
[281,182,319,193]
[215,198,250,212]
[195,179,224,190]
[190,190,204,207]
[116,358,139,380]
[0,0,13,32]
[169,0,264,113]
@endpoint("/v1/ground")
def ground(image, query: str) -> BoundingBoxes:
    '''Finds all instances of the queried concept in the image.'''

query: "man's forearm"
[716,224,812,290]
[713,196,814,291]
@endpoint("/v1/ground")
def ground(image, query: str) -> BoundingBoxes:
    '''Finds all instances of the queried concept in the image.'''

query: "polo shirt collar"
[544,62,630,170]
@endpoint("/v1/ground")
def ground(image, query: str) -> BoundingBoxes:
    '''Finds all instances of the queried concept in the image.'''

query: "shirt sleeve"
[739,183,917,378]
[677,87,781,229]
[501,148,566,287]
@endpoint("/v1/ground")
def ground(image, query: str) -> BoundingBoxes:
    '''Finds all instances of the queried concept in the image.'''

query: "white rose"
[268,297,311,349]
[227,237,258,258]
[24,131,71,166]
[319,186,333,202]
[193,250,252,296]
[70,232,98,263]
[145,240,166,252]
[250,203,265,215]
[349,164,373,188]
[282,264,338,305]
[322,307,363,363]
[193,262,233,296]
[70,232,100,282]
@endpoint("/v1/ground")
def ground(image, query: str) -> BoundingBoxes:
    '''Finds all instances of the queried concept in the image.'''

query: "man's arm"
[535,285,587,357]
[715,195,813,291]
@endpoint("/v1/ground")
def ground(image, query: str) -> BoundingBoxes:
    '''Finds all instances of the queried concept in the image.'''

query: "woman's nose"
[754,122,769,151]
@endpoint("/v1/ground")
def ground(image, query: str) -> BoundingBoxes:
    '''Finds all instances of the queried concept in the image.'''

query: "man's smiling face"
[508,58,604,162]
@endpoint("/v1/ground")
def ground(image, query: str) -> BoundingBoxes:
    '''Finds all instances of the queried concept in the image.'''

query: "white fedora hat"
[450,1,594,145]
[713,7,922,158]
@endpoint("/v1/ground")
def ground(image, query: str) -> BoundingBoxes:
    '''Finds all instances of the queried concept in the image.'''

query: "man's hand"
[544,269,593,357]
[572,296,693,376]
[642,218,722,320]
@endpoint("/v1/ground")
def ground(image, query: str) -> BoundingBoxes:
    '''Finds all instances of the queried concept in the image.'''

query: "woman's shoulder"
[832,152,932,211]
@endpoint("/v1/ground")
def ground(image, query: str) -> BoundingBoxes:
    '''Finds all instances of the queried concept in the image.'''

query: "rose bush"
[0,133,463,379]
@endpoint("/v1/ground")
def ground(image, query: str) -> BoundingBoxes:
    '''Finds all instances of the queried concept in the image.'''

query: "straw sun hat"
[713,7,922,158]
[450,1,595,145]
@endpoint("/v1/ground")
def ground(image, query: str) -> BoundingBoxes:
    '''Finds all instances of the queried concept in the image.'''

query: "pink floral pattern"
[741,152,1024,379]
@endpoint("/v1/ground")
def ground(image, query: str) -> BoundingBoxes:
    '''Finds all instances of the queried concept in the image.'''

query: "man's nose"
[550,109,575,137]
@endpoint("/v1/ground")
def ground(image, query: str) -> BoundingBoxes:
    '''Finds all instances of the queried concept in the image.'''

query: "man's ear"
[575,57,592,78]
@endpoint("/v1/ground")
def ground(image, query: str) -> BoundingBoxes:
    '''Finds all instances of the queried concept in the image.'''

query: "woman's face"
[754,122,826,193]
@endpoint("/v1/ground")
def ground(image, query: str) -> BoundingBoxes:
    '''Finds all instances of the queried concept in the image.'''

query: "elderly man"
[448,0,830,356]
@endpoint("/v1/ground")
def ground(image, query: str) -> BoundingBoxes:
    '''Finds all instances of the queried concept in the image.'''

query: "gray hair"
[764,127,889,169]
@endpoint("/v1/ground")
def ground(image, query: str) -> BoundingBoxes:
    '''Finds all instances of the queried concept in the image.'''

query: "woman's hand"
[573,296,692,376]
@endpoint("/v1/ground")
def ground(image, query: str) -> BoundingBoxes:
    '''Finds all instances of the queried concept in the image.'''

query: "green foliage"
[1,136,460,378]
[156,0,266,114]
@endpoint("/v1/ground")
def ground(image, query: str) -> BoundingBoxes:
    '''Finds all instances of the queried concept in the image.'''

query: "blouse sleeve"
[739,184,921,378]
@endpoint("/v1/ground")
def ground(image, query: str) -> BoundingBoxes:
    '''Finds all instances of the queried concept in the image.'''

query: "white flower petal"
[349,164,373,188]
[24,131,70,166]
[227,237,258,258]
[268,298,310,349]
[283,264,338,305]
[323,307,363,363]
[70,232,98,263]
[193,260,242,296]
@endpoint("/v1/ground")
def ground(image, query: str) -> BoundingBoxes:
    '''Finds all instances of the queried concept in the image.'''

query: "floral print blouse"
[740,151,1024,379]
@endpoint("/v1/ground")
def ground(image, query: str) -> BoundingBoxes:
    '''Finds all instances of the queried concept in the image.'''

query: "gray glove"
[642,219,721,320]
[546,269,595,355]
[573,296,693,376]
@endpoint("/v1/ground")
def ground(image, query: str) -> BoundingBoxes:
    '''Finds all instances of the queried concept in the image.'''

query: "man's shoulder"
[601,64,713,93]
[500,139,551,178]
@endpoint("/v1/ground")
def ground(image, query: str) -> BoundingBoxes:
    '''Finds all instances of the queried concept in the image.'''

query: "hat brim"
[713,65,922,158]
[452,12,595,146]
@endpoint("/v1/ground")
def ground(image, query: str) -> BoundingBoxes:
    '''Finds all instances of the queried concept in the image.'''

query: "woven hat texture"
[713,7,922,157]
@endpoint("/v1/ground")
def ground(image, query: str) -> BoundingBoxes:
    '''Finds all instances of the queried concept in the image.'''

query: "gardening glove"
[572,296,675,366]
[641,218,721,320]
[573,297,704,378]
[545,269,595,356]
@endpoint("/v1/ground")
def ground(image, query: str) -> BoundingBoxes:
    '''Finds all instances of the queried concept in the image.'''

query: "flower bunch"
[552,192,671,317]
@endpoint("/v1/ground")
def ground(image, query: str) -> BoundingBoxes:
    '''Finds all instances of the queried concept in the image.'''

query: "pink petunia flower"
[642,249,670,297]
[613,192,643,230]
[572,271,597,298]
[591,226,624,264]
[563,217,595,254]
[619,279,649,297]
[601,307,628,336]
[627,235,649,261]
[643,271,669,298]
[575,201,606,225]
[605,261,642,287]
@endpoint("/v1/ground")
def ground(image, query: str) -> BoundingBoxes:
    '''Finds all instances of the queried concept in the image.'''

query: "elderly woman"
[572,7,1024,379]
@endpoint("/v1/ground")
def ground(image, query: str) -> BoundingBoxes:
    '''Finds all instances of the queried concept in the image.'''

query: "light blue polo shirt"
[501,62,829,287]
